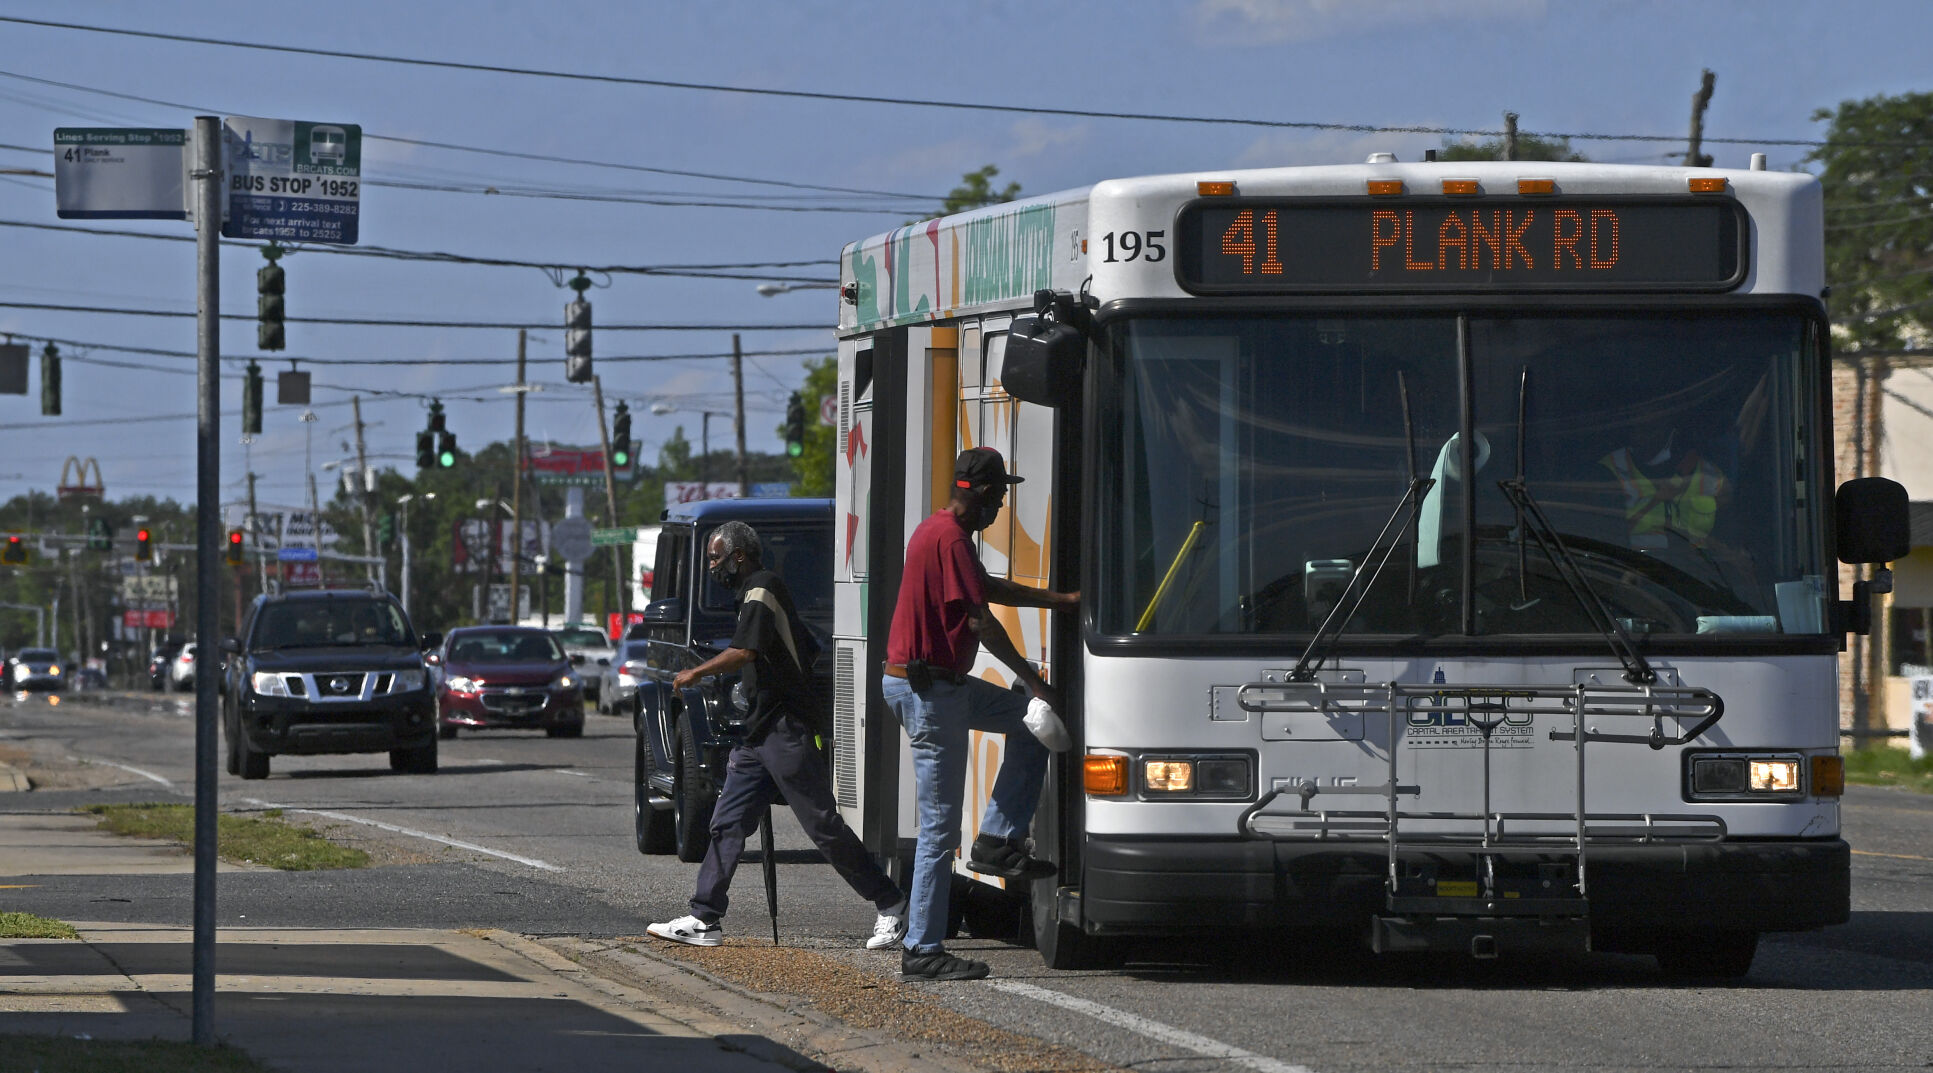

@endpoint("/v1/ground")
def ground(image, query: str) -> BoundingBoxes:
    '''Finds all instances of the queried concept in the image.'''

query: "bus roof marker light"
[1366,179,1404,196]
[1517,178,1556,195]
[1688,177,1728,193]
[1441,179,1480,196]
[1197,181,1236,196]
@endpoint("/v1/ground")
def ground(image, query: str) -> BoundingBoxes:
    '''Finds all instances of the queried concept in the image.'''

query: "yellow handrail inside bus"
[1136,521,1205,632]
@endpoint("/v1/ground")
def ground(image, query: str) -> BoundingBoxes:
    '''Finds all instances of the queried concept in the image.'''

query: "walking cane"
[759,805,780,945]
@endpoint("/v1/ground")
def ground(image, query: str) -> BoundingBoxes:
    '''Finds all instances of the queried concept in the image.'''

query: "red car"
[432,626,585,739]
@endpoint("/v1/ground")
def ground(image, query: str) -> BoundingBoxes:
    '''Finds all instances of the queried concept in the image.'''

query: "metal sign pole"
[190,114,221,1046]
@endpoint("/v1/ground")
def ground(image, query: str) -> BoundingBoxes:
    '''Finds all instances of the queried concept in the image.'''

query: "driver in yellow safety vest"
[1600,431,1727,549]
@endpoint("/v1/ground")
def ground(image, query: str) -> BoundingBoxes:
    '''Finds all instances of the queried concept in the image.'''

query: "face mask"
[709,556,740,589]
[971,497,1003,531]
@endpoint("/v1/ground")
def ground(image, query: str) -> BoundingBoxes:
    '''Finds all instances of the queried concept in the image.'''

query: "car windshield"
[19,649,56,661]
[251,600,413,648]
[450,631,564,664]
[1097,311,1827,640]
[555,628,607,648]
[698,524,833,630]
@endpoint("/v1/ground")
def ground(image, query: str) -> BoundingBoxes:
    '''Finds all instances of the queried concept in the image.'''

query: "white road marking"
[236,797,564,872]
[553,769,593,778]
[987,979,1315,1073]
[90,760,175,789]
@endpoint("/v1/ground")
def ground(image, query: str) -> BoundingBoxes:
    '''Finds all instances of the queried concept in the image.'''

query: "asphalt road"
[5,689,1931,1073]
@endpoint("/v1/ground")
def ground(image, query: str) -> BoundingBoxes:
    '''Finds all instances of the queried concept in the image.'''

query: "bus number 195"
[1102,230,1166,263]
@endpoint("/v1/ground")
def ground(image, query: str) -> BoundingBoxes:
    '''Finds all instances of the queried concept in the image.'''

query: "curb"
[495,933,981,1073]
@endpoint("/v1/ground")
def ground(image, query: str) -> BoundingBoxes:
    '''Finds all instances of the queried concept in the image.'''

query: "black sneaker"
[965,834,1057,881]
[901,948,990,981]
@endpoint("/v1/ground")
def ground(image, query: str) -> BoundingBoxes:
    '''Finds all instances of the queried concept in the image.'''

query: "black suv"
[632,497,833,861]
[221,588,437,779]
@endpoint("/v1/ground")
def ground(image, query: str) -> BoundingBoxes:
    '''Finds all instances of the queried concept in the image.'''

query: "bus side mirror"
[1003,313,1083,409]
[1836,477,1909,565]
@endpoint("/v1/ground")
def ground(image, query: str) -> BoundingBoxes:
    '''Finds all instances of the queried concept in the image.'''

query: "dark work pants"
[690,711,901,923]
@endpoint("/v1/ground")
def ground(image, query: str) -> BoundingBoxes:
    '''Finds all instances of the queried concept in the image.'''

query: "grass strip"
[79,803,369,871]
[0,911,79,938]
[0,1036,271,1073]
[1844,745,1933,794]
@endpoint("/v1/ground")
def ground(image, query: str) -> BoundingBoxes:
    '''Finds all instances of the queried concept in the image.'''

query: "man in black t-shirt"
[647,521,905,950]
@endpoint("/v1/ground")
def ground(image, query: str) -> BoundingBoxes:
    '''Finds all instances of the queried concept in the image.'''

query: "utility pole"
[1686,68,1716,168]
[352,396,375,582]
[592,376,627,618]
[1503,112,1519,161]
[732,333,750,497]
[509,330,526,622]
[307,469,325,589]
[247,470,268,595]
[1864,355,1889,744]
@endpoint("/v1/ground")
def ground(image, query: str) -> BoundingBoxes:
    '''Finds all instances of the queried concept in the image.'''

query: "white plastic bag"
[1024,697,1070,753]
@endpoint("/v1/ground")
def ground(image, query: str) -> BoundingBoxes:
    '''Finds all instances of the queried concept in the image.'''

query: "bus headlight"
[1138,753,1252,799]
[1686,752,1808,800]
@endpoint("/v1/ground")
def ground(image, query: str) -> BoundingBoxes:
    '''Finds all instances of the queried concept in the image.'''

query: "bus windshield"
[1096,311,1828,640]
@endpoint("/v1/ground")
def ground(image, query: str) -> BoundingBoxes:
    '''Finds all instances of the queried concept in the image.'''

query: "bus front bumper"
[1076,836,1849,935]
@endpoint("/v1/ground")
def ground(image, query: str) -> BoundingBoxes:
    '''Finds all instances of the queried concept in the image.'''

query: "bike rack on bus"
[1233,680,1725,921]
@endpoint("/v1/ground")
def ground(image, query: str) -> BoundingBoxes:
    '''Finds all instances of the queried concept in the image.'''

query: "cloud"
[1193,0,1547,46]
[863,119,1088,182]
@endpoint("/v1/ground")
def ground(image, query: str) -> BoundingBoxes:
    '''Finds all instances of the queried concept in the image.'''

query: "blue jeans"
[883,674,1049,953]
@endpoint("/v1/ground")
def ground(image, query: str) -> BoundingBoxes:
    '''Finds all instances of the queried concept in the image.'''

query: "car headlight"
[11,664,27,681]
[47,664,59,676]
[388,669,426,693]
[445,675,479,695]
[250,672,292,697]
[553,675,577,691]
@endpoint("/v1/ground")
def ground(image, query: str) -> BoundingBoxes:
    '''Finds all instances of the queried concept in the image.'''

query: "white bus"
[831,157,1907,976]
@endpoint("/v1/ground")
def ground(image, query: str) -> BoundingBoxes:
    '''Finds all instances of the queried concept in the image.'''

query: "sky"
[0,0,1927,511]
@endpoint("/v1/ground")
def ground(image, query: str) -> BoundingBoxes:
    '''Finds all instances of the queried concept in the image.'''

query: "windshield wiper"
[1499,365,1654,684]
[1289,372,1433,682]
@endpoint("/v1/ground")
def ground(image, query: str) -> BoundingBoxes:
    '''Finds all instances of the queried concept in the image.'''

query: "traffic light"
[377,512,396,550]
[784,392,806,458]
[2,535,26,565]
[40,342,59,416]
[564,272,592,383]
[225,528,245,566]
[416,430,435,469]
[242,361,264,435]
[86,517,112,551]
[135,528,153,563]
[437,430,457,468]
[610,401,632,468]
[257,248,286,351]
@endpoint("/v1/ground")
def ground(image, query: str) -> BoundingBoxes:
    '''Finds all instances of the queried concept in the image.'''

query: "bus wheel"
[1654,931,1758,979]
[1028,767,1123,970]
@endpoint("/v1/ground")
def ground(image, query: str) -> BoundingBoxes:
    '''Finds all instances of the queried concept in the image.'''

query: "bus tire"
[1029,767,1123,970]
[635,727,676,855]
[1654,931,1758,979]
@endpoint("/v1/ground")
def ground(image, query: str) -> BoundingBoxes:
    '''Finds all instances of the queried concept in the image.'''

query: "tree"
[1438,132,1587,163]
[1807,91,1933,353]
[914,165,1022,223]
[786,355,839,496]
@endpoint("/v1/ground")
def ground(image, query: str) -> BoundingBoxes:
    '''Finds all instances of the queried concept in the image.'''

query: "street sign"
[277,546,318,563]
[591,526,636,548]
[551,517,594,562]
[819,393,838,427]
[120,575,178,604]
[54,128,190,220]
[221,117,362,244]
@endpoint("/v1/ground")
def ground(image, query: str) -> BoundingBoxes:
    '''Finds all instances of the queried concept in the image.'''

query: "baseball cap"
[954,446,1024,489]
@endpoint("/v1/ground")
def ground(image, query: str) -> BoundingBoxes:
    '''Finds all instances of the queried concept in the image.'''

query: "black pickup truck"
[631,497,833,861]
[221,588,437,779]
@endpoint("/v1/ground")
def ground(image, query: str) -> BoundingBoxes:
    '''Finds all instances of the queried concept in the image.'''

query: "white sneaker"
[866,900,908,950]
[647,914,722,947]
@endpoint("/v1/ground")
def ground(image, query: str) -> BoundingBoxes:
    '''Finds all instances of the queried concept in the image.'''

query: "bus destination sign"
[1175,198,1744,294]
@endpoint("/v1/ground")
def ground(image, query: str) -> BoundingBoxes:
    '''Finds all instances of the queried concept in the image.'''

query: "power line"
[0,68,941,201]
[0,14,1852,149]
[0,217,838,279]
[0,300,828,332]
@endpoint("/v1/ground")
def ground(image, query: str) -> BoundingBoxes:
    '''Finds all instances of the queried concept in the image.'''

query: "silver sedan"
[595,641,649,715]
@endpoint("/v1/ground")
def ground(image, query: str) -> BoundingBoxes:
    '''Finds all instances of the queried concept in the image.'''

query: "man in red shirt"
[884,446,1078,981]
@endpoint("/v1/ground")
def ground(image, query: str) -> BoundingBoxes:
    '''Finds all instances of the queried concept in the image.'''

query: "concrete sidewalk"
[0,811,966,1073]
